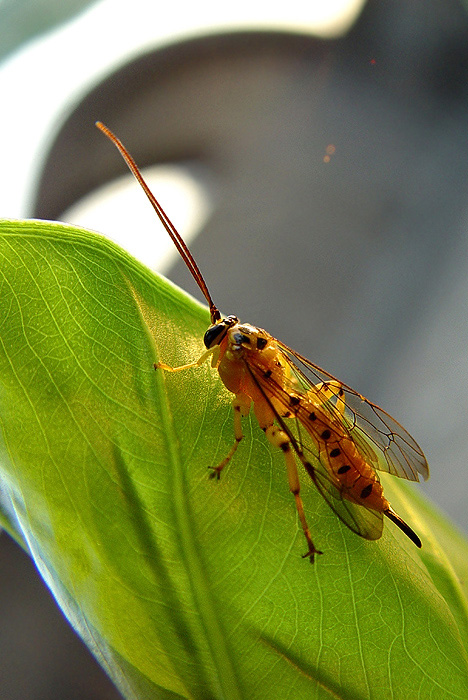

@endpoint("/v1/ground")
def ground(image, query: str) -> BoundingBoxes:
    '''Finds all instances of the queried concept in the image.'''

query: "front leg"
[155,345,219,373]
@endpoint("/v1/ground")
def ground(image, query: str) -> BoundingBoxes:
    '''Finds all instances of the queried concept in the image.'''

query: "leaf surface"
[0,219,467,699]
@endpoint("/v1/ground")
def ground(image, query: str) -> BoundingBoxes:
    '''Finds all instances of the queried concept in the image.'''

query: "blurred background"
[1,0,468,697]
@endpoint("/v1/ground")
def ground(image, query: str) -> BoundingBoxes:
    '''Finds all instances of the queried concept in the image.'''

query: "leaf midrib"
[130,278,244,700]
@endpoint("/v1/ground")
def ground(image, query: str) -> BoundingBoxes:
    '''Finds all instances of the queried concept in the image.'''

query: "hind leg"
[252,395,322,563]
[264,423,322,563]
[308,380,346,416]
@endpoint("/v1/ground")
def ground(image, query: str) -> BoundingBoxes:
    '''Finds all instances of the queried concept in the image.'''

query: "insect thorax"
[228,323,270,352]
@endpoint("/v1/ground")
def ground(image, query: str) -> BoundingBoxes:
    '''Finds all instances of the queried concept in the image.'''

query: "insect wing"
[277,341,429,483]
[309,459,384,540]
[244,354,385,541]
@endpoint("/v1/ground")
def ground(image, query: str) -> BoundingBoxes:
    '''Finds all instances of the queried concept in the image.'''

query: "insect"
[96,121,429,562]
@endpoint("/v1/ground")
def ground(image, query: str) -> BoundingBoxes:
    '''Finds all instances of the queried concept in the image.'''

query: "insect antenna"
[96,121,221,323]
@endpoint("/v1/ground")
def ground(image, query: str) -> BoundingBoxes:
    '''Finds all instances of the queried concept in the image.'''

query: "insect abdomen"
[298,402,387,511]
[328,437,386,510]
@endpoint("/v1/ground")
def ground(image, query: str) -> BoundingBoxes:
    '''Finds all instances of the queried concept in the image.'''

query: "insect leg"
[309,380,346,416]
[264,422,322,564]
[209,393,251,479]
[155,346,219,373]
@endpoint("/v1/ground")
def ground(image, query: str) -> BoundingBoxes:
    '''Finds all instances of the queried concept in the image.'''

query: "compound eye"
[204,323,228,348]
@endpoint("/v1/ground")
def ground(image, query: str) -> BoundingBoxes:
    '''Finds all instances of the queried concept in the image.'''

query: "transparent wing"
[244,355,385,541]
[309,461,384,540]
[276,340,429,483]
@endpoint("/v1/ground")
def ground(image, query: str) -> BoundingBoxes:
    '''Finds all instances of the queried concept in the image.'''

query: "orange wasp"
[97,122,429,562]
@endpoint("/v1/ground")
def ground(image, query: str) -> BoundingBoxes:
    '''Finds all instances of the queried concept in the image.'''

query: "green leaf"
[0,219,467,699]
